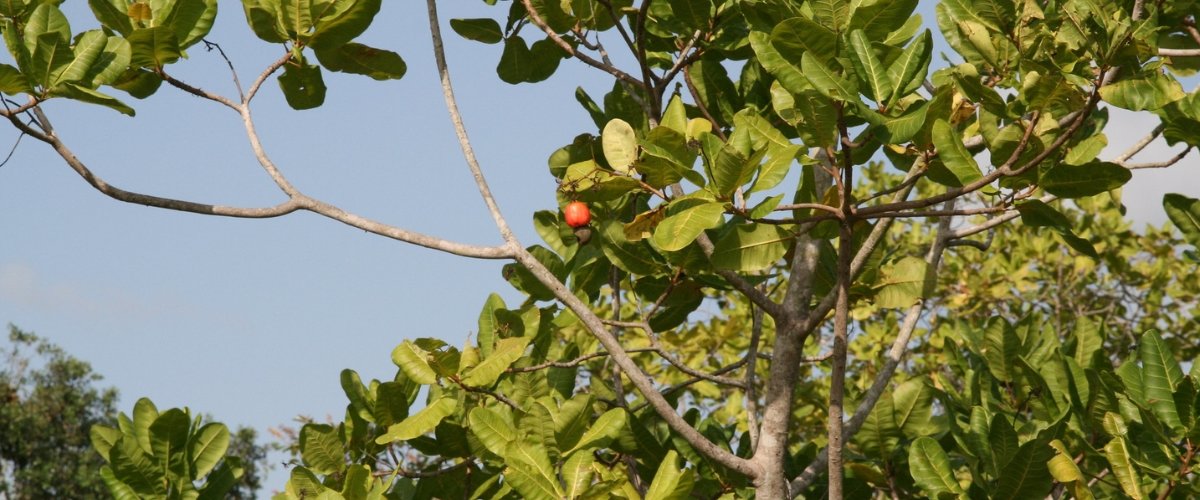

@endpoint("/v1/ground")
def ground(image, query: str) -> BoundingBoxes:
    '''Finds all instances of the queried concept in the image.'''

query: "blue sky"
[0,0,1196,493]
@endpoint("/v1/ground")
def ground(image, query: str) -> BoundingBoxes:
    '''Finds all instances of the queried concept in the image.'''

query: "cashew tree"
[0,0,1194,498]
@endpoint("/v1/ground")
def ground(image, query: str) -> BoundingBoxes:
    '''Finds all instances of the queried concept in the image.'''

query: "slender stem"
[517,0,644,87]
[745,302,764,452]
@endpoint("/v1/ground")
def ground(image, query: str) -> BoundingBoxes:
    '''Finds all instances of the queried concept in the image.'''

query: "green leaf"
[565,408,625,455]
[89,0,134,36]
[0,64,32,94]
[711,223,791,271]
[1040,161,1131,198]
[645,450,693,500]
[1072,317,1103,368]
[848,30,892,104]
[99,466,141,500]
[461,336,529,387]
[908,437,964,497]
[1017,200,1071,229]
[309,0,381,49]
[148,409,189,475]
[801,52,857,101]
[340,369,374,424]
[242,2,289,43]
[112,68,162,99]
[110,437,164,496]
[82,37,132,88]
[811,0,850,33]
[450,18,503,44]
[279,0,315,39]
[994,438,1055,500]
[874,256,929,309]
[505,441,563,500]
[314,43,406,80]
[23,3,70,51]
[497,36,532,84]
[299,423,344,475]
[1139,331,1184,430]
[91,425,122,461]
[131,398,159,455]
[599,221,662,275]
[163,0,218,49]
[1056,230,1098,259]
[391,340,438,384]
[1100,72,1186,111]
[708,145,754,198]
[750,31,809,97]
[127,26,181,68]
[856,391,898,458]
[886,30,933,107]
[468,407,514,456]
[1047,440,1094,500]
[602,118,637,174]
[53,30,107,87]
[893,378,933,437]
[277,60,326,110]
[375,397,457,444]
[28,33,73,88]
[652,202,725,252]
[561,450,595,499]
[770,16,838,63]
[931,120,983,187]
[476,293,505,357]
[1163,193,1200,246]
[1104,437,1144,500]
[190,423,229,479]
[850,0,919,41]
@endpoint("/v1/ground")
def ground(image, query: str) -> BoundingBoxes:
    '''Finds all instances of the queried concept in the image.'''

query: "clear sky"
[0,1,1196,494]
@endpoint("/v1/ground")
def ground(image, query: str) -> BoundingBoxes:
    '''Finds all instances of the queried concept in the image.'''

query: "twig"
[372,460,472,478]
[1159,47,1200,56]
[202,39,246,102]
[745,302,764,451]
[1120,147,1192,169]
[517,0,644,87]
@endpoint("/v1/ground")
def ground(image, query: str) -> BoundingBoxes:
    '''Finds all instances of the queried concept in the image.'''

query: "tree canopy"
[0,0,1197,498]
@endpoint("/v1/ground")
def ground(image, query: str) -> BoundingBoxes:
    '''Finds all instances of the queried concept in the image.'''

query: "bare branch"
[427,0,519,244]
[160,71,240,111]
[1120,146,1192,169]
[1159,47,1200,57]
[202,39,246,102]
[245,53,292,104]
[1115,124,1165,162]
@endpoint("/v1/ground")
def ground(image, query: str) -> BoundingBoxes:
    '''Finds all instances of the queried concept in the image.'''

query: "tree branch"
[790,201,954,495]
[426,0,518,244]
[517,0,644,87]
